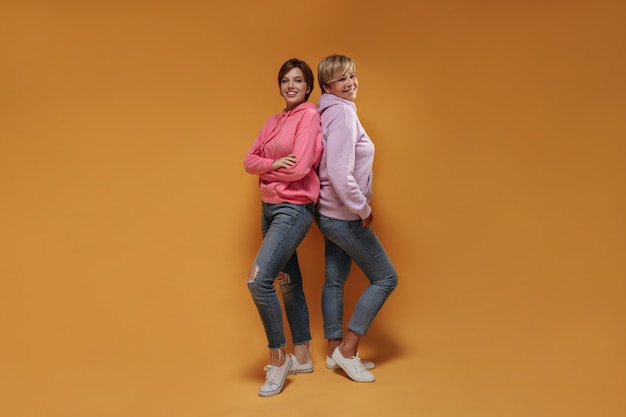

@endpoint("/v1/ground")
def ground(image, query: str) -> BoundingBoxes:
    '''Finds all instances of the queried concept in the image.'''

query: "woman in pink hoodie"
[243,58,323,397]
[315,54,398,383]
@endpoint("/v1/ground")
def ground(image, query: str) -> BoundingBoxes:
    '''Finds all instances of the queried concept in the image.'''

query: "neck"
[285,102,305,112]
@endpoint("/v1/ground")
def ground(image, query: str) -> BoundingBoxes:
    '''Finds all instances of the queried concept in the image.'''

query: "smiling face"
[323,71,358,101]
[280,67,310,110]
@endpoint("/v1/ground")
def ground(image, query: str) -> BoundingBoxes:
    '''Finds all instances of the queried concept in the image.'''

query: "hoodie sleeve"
[324,104,372,219]
[243,120,276,175]
[260,108,322,182]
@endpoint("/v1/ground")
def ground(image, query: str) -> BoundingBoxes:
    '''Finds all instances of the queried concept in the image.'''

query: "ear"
[322,84,330,93]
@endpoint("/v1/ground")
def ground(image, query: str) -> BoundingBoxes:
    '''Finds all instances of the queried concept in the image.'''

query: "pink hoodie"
[244,102,323,204]
[316,93,374,221]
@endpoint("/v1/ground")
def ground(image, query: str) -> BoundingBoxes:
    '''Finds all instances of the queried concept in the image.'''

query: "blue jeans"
[315,213,398,339]
[247,202,314,349]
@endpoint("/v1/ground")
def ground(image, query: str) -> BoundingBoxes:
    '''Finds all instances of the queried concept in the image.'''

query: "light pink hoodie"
[317,93,374,221]
[244,102,323,204]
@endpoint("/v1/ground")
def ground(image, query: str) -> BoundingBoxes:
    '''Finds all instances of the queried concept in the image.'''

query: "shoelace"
[350,355,366,373]
[263,365,278,386]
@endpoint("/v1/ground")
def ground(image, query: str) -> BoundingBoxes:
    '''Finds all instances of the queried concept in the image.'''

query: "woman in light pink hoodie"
[243,58,322,397]
[315,54,398,383]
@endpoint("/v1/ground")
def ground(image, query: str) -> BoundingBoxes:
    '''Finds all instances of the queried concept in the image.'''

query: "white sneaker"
[326,355,375,370]
[258,355,293,397]
[330,347,375,383]
[288,354,314,374]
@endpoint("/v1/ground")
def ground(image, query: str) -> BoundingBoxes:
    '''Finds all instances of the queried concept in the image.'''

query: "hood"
[317,93,357,114]
[286,101,317,115]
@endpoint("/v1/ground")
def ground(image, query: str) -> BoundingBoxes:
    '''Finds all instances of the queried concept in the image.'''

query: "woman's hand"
[361,213,374,228]
[272,154,297,170]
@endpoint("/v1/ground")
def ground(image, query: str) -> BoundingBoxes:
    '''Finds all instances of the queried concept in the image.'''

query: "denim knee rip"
[275,271,291,286]
[247,264,259,283]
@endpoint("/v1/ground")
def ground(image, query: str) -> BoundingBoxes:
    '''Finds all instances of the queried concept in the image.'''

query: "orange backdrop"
[1,1,625,417]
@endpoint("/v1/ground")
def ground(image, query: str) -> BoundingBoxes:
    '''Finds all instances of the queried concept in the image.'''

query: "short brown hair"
[317,54,356,93]
[277,58,315,101]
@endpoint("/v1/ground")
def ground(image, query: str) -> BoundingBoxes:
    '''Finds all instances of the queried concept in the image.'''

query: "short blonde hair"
[317,54,356,93]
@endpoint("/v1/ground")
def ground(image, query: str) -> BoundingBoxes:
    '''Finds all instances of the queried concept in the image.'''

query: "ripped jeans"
[247,202,314,349]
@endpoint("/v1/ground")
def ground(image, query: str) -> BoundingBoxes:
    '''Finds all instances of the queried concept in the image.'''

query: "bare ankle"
[269,348,286,367]
[339,331,361,357]
[293,342,311,363]
[327,338,341,357]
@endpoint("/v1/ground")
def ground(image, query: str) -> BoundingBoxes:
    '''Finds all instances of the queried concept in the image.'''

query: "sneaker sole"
[289,367,314,374]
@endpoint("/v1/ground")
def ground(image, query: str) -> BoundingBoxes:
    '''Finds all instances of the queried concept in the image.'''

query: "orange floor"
[5,267,623,417]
